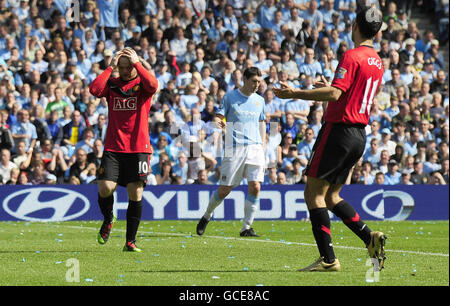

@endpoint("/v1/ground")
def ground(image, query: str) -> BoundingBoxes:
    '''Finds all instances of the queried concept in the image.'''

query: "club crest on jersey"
[133,85,140,92]
[113,97,137,111]
[336,67,347,79]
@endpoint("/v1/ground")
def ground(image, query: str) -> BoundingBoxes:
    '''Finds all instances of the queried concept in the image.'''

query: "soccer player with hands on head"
[274,5,387,272]
[89,47,159,252]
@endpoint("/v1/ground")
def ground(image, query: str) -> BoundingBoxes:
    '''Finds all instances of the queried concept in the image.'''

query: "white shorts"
[220,144,265,186]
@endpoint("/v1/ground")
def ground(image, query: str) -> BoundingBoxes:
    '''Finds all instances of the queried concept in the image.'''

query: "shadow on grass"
[129,269,290,273]
[0,250,107,254]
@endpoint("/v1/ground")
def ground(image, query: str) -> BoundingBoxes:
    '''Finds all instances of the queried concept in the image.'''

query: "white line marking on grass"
[46,223,449,258]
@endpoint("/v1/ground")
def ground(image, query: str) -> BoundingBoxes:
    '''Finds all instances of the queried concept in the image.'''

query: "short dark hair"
[243,67,262,80]
[356,6,382,39]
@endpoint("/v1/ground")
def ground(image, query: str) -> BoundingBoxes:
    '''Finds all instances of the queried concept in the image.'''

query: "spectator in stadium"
[68,147,91,181]
[379,128,397,155]
[56,109,85,158]
[281,144,300,173]
[298,48,322,81]
[363,138,381,165]
[297,127,315,162]
[78,161,97,184]
[360,161,375,185]
[377,149,391,174]
[11,140,29,169]
[374,172,385,185]
[366,120,382,149]
[286,158,303,184]
[428,170,447,185]
[5,167,19,185]
[401,170,413,185]
[276,170,287,185]
[75,127,95,155]
[0,148,17,184]
[194,169,213,185]
[10,109,37,154]
[277,132,294,167]
[410,160,429,184]
[92,113,107,143]
[29,159,49,185]
[384,159,401,185]
[385,68,410,98]
[423,152,442,174]
[172,150,188,184]
[282,114,299,139]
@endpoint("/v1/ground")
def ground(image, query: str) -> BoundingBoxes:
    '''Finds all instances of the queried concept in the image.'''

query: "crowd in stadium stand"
[0,0,448,187]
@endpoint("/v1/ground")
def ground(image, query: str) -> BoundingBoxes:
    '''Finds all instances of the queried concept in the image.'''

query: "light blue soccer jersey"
[217,89,266,147]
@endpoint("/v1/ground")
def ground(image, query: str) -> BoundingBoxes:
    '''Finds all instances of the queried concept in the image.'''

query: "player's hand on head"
[111,50,124,68]
[273,81,295,99]
[121,47,140,64]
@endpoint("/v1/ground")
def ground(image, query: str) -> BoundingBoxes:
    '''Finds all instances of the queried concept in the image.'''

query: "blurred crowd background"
[0,0,448,187]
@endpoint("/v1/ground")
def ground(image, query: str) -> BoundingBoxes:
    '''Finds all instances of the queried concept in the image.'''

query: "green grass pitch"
[0,220,448,286]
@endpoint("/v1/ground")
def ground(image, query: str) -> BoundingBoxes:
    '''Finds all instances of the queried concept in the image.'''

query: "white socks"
[203,191,260,232]
[241,194,259,232]
[203,190,224,220]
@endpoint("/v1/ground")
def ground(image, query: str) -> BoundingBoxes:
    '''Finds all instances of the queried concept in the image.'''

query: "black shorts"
[97,151,151,187]
[304,122,366,184]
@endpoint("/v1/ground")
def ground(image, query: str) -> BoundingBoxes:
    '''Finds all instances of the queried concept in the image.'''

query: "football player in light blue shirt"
[216,78,266,148]
[197,67,267,237]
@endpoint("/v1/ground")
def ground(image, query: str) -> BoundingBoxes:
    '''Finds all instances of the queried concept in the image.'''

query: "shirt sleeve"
[259,100,266,121]
[331,51,359,93]
[134,62,159,95]
[89,66,112,98]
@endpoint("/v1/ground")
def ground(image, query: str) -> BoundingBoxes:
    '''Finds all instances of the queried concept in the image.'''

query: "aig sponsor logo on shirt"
[113,97,137,111]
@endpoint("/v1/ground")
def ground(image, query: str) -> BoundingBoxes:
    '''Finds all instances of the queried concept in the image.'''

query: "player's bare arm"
[273,77,343,102]
[259,120,266,150]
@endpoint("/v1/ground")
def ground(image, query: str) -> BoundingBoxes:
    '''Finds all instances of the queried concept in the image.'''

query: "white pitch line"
[47,224,449,258]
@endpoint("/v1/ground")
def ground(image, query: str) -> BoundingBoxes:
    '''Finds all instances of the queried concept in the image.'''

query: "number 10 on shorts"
[138,161,148,175]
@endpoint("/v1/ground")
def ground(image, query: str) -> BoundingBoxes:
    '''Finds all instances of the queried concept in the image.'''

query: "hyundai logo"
[361,189,415,221]
[2,187,90,222]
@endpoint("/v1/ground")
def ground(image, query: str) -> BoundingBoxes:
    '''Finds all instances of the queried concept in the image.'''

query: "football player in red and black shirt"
[89,48,158,252]
[274,5,387,271]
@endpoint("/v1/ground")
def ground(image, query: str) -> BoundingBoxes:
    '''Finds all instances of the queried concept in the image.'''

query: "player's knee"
[217,186,233,199]
[325,194,343,210]
[248,182,261,196]
[127,182,144,201]
[98,181,116,198]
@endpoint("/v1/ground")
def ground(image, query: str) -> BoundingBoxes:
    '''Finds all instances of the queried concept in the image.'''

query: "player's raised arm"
[122,48,159,95]
[89,50,123,98]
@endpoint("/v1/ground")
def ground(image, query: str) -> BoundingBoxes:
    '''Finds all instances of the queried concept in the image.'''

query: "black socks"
[126,200,143,242]
[98,193,114,223]
[309,208,336,264]
[332,200,372,246]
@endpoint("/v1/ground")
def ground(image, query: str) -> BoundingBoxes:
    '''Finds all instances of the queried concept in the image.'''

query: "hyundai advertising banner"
[0,185,448,222]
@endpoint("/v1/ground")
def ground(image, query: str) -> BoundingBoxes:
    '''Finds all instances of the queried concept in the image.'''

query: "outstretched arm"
[273,77,343,102]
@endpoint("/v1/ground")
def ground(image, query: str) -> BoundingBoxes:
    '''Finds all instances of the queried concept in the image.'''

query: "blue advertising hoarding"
[0,185,448,222]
